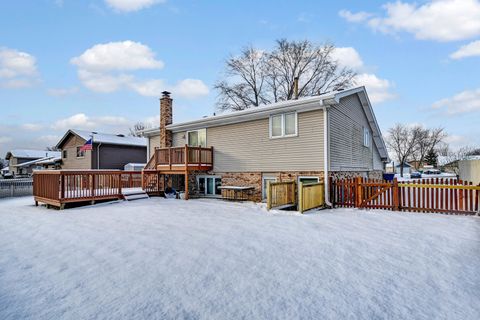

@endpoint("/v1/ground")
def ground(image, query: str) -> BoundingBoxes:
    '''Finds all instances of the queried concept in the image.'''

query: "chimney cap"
[161,91,171,98]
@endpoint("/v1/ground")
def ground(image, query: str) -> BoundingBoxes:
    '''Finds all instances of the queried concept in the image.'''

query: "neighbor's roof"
[1,166,9,172]
[56,129,147,149]
[142,86,389,161]
[35,156,62,165]
[5,149,61,160]
[13,156,58,168]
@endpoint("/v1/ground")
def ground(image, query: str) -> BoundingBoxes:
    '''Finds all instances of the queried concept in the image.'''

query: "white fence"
[0,179,33,198]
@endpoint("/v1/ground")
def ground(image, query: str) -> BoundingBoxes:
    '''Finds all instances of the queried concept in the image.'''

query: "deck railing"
[33,170,142,206]
[154,145,213,169]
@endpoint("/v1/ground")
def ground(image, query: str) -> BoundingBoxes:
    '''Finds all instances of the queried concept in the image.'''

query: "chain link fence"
[0,179,33,198]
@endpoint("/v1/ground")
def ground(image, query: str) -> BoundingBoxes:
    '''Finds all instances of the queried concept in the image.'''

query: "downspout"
[97,142,102,169]
[323,104,333,207]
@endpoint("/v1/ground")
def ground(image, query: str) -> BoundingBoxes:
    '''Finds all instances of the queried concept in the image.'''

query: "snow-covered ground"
[0,197,479,320]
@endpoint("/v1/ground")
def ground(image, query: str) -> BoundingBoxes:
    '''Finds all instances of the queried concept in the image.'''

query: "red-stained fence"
[331,177,480,215]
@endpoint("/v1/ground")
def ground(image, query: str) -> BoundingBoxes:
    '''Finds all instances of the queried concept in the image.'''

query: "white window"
[363,127,371,148]
[187,129,207,147]
[269,112,297,138]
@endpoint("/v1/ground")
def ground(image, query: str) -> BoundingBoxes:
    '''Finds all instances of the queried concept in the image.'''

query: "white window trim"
[262,176,277,200]
[363,127,371,148]
[297,176,320,185]
[186,128,207,147]
[269,112,298,139]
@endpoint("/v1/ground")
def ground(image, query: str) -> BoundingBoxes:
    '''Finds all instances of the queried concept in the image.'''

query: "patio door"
[197,176,221,196]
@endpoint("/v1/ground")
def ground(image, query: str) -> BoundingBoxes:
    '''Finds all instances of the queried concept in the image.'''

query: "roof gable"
[56,129,147,149]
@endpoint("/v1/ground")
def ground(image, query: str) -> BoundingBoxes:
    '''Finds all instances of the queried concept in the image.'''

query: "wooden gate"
[358,179,398,210]
[267,181,296,210]
[298,182,325,213]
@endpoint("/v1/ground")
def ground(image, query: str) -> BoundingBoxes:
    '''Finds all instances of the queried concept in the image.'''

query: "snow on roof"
[35,156,62,165]
[56,129,147,149]
[6,149,61,160]
[1,166,9,172]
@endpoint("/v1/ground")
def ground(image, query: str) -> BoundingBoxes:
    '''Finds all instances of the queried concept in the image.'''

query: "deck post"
[118,173,121,197]
[184,172,189,200]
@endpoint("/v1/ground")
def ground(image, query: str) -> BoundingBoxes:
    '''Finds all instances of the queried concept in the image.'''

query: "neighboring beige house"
[142,87,389,201]
[56,129,148,170]
[458,158,480,185]
[4,150,61,176]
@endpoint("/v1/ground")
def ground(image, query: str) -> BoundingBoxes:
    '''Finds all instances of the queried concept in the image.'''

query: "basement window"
[269,112,297,138]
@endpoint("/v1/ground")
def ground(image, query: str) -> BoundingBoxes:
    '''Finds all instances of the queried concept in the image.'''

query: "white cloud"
[354,73,396,104]
[0,47,39,88]
[331,47,395,103]
[71,41,209,98]
[71,41,164,72]
[0,136,13,144]
[341,0,480,42]
[130,78,209,98]
[332,47,364,70]
[105,0,165,12]
[36,135,62,146]
[432,88,480,114]
[51,113,130,131]
[338,10,372,23]
[450,40,480,59]
[22,123,43,131]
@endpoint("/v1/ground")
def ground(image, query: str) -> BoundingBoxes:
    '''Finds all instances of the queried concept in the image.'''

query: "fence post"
[267,181,272,210]
[392,178,399,211]
[355,176,363,208]
[10,183,14,197]
[298,182,304,213]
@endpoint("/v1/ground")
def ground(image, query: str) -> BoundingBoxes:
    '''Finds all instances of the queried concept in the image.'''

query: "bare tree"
[442,145,480,175]
[129,122,147,137]
[215,39,356,111]
[411,127,446,169]
[386,124,423,177]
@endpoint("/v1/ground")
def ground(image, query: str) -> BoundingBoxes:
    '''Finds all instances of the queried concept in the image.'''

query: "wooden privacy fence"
[0,178,33,198]
[298,182,325,213]
[331,177,480,215]
[267,181,296,210]
[33,170,142,208]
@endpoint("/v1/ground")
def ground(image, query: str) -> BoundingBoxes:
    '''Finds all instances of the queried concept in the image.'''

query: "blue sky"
[1,0,479,157]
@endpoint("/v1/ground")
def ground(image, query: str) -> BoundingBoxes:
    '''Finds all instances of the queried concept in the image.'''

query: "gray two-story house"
[142,87,389,201]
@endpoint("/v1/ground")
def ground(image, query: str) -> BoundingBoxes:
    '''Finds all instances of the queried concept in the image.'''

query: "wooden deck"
[33,170,142,209]
[145,145,214,173]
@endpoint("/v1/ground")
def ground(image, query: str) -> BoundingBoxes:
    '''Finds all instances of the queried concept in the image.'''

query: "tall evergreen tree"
[424,149,438,167]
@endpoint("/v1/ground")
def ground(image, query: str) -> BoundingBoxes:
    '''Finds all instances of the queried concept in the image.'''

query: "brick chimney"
[160,91,172,148]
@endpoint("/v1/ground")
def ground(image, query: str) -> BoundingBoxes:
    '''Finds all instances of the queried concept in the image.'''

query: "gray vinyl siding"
[328,94,377,171]
[195,110,324,172]
[92,144,147,170]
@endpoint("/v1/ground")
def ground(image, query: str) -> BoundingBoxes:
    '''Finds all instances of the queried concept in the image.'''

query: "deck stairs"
[122,188,150,201]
